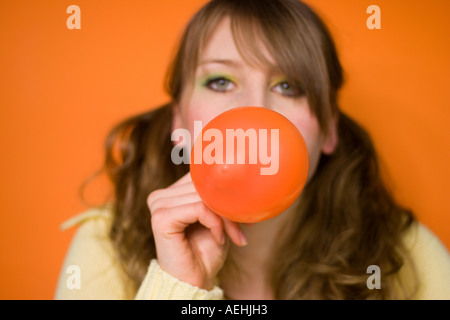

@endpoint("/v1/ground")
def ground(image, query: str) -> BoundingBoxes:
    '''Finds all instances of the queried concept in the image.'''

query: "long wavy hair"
[87,0,417,299]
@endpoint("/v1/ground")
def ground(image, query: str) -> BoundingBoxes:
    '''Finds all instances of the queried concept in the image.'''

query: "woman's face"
[173,17,337,181]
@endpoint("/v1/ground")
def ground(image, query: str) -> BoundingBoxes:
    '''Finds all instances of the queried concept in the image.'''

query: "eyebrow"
[199,58,283,76]
[199,59,241,67]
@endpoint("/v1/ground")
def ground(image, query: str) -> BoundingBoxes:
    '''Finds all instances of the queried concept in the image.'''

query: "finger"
[147,183,197,210]
[153,202,224,246]
[166,182,197,197]
[150,192,202,212]
[222,218,248,247]
[184,203,225,246]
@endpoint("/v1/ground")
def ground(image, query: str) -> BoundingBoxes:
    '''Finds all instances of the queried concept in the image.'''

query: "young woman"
[55,0,450,300]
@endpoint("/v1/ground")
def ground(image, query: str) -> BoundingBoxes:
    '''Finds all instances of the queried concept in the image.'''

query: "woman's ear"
[321,114,338,155]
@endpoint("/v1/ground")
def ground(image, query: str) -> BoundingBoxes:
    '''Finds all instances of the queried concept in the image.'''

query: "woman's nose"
[237,88,270,109]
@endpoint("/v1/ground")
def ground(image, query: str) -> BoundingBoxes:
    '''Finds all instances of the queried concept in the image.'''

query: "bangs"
[227,2,333,132]
[230,14,308,97]
[169,0,343,134]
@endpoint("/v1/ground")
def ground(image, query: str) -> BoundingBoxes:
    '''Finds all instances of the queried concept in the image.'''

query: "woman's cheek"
[185,108,215,140]
[304,137,323,182]
[287,118,323,183]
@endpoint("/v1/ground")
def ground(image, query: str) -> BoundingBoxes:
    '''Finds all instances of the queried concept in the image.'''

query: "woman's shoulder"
[61,203,114,231]
[403,221,449,258]
[59,204,118,274]
[59,203,117,265]
[400,221,450,299]
[56,203,135,299]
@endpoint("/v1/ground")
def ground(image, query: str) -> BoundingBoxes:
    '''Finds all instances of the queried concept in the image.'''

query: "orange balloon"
[190,107,309,223]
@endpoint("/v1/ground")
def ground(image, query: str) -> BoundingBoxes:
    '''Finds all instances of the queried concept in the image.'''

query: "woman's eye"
[273,81,304,97]
[205,77,235,92]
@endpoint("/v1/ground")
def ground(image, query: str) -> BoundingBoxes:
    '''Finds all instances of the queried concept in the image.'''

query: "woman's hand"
[147,172,247,290]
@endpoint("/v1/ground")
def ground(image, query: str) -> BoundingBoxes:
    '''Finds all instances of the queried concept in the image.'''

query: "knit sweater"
[54,206,450,300]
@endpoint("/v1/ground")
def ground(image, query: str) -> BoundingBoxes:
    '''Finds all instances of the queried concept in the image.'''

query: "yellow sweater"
[54,206,450,300]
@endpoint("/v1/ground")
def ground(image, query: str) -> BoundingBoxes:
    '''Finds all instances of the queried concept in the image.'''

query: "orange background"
[0,0,449,300]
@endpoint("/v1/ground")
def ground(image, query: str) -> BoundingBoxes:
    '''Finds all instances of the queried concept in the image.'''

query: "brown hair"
[88,0,417,299]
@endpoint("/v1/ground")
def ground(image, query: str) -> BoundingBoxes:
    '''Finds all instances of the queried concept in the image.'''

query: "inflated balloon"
[190,107,309,223]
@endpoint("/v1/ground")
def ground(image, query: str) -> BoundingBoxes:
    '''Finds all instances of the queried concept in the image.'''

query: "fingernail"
[239,230,248,246]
